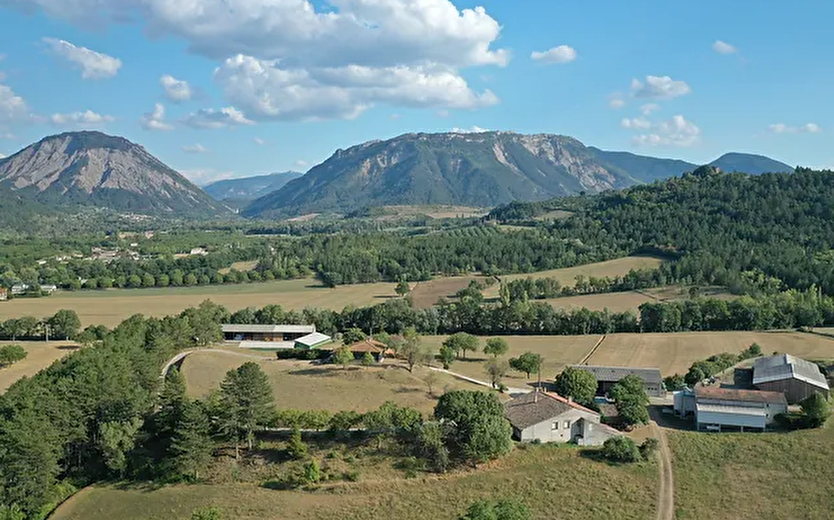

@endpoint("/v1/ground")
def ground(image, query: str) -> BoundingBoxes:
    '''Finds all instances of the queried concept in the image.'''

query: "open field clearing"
[669,426,834,519]
[421,335,601,384]
[380,205,488,219]
[0,341,79,393]
[0,279,399,327]
[218,260,259,275]
[587,331,834,376]
[180,351,483,414]
[50,443,656,520]
[410,276,494,309]
[535,209,575,221]
[544,285,736,314]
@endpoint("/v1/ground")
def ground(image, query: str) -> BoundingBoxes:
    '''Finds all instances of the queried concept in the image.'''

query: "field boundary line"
[578,335,607,366]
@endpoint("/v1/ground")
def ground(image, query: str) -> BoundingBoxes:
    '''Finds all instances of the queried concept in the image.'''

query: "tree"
[554,366,597,405]
[0,345,27,368]
[395,280,411,297]
[414,421,450,473]
[286,428,308,459]
[484,358,509,389]
[610,375,650,427]
[361,351,375,366]
[443,332,479,359]
[47,309,81,340]
[434,391,512,465]
[303,458,321,485]
[601,436,641,463]
[483,338,509,358]
[142,273,156,288]
[460,499,531,520]
[400,327,429,373]
[424,371,440,396]
[171,400,213,480]
[342,327,367,345]
[98,418,143,476]
[333,346,354,370]
[663,374,686,392]
[191,506,224,520]
[801,392,831,428]
[219,362,275,455]
[508,352,542,379]
[438,345,456,370]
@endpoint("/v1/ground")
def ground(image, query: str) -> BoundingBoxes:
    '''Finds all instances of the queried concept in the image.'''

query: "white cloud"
[768,123,822,134]
[389,113,402,120]
[531,45,577,64]
[253,137,265,145]
[451,125,489,133]
[626,115,701,147]
[0,84,32,129]
[43,38,121,79]
[640,103,660,116]
[50,110,115,126]
[631,75,691,100]
[160,75,193,103]
[213,54,498,122]
[182,106,254,129]
[140,103,174,131]
[181,143,208,154]
[294,160,309,168]
[0,153,6,159]
[178,168,234,185]
[712,40,738,55]
[608,98,626,110]
[437,110,450,118]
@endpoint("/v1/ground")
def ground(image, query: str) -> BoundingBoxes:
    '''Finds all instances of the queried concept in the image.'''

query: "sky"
[0,0,831,184]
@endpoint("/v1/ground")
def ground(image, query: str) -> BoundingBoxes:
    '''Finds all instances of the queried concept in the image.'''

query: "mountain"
[0,131,227,217]
[709,153,793,174]
[588,148,698,183]
[203,171,303,201]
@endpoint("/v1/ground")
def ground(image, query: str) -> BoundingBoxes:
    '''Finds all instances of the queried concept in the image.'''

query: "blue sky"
[0,0,831,184]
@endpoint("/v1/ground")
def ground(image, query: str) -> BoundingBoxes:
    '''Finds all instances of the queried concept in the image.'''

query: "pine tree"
[171,401,212,480]
[219,362,274,454]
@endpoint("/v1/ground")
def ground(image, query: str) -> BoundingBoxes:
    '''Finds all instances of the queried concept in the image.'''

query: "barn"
[753,354,829,404]
[221,324,316,348]
[570,365,666,398]
[694,387,787,432]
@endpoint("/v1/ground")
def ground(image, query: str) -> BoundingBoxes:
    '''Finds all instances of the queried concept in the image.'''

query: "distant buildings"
[343,338,393,361]
[293,332,334,350]
[752,354,830,404]
[569,365,666,398]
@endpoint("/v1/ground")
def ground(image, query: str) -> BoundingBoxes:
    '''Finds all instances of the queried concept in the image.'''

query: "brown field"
[380,205,488,219]
[51,443,656,520]
[534,210,575,221]
[218,261,259,275]
[0,341,79,393]
[180,351,484,415]
[0,279,399,328]
[409,276,493,309]
[587,331,834,376]
[421,335,601,385]
[543,286,735,314]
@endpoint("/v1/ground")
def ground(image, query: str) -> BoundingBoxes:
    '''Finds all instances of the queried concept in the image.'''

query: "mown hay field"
[0,341,79,393]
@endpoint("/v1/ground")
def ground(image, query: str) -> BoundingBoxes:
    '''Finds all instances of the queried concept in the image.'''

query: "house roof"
[752,354,829,391]
[347,338,391,354]
[570,365,663,384]
[504,391,598,430]
[294,332,332,347]
[221,324,316,334]
[695,386,787,406]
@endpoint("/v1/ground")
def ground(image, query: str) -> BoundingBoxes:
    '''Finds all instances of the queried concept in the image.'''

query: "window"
[564,421,570,429]
[551,421,558,430]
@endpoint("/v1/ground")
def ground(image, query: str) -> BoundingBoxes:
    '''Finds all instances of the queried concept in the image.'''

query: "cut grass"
[669,425,834,519]
[218,261,259,275]
[50,443,657,520]
[0,341,79,393]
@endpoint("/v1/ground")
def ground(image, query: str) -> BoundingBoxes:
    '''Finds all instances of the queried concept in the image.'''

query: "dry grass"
[587,331,834,376]
[669,425,834,519]
[380,205,487,219]
[218,261,259,275]
[409,276,493,309]
[0,279,399,327]
[543,286,735,314]
[0,341,79,393]
[421,335,601,385]
[50,443,657,520]
[180,351,482,415]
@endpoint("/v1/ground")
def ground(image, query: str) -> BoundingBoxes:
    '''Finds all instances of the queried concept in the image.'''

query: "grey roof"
[695,386,788,406]
[752,354,829,391]
[221,324,316,334]
[504,392,597,430]
[570,365,663,384]
[696,403,768,417]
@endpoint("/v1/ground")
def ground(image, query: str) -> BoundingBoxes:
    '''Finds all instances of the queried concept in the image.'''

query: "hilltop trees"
[509,352,542,379]
[219,362,275,455]
[46,309,81,340]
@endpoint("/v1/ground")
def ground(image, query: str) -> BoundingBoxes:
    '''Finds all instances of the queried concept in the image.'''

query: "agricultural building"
[570,365,666,398]
[222,324,316,346]
[345,338,393,361]
[752,353,829,404]
[293,332,333,349]
[693,386,787,432]
[504,390,622,446]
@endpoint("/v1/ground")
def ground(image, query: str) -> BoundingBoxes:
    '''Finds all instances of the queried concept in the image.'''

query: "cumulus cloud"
[181,143,208,153]
[182,106,253,129]
[768,123,822,134]
[213,54,498,122]
[178,168,234,185]
[626,115,701,147]
[43,38,121,79]
[140,103,174,131]
[531,45,577,64]
[160,75,193,102]
[631,75,691,100]
[712,40,738,55]
[50,110,115,126]
[294,160,309,168]
[640,103,660,116]
[253,137,265,145]
[0,84,32,128]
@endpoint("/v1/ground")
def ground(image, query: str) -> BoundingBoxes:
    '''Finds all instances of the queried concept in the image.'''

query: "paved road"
[649,408,675,520]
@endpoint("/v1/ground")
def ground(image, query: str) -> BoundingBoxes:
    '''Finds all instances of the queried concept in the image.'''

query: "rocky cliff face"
[0,131,226,217]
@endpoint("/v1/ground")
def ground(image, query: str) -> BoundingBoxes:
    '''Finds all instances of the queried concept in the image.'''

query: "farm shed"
[222,324,315,345]
[345,338,393,361]
[673,388,696,417]
[570,365,666,398]
[504,390,622,446]
[694,387,787,432]
[753,354,829,404]
[294,332,333,350]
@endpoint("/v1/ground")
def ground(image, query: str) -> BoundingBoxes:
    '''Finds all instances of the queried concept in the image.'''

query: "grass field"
[218,261,259,275]
[544,286,735,314]
[669,426,834,519]
[180,351,484,414]
[587,331,834,376]
[0,279,399,327]
[409,276,493,309]
[50,443,657,520]
[0,341,79,393]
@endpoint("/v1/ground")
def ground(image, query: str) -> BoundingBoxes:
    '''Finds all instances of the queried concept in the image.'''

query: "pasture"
[50,442,657,520]
[409,276,493,309]
[0,341,79,393]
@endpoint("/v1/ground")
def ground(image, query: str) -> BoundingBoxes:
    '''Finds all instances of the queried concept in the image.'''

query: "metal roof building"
[293,332,333,349]
[694,386,788,432]
[222,324,316,345]
[752,354,829,404]
[569,365,666,397]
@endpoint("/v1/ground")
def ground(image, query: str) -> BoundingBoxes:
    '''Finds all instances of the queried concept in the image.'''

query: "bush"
[286,428,308,460]
[191,506,223,520]
[303,459,321,485]
[600,437,641,463]
[639,438,659,460]
[460,498,531,520]
[801,393,831,428]
[0,344,27,368]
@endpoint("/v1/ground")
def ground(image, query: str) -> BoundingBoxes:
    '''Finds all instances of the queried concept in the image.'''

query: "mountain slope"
[588,148,698,183]
[0,131,227,217]
[203,171,303,201]
[709,153,793,174]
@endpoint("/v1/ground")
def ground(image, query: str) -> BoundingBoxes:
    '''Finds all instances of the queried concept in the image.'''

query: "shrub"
[600,437,641,463]
[801,393,831,428]
[286,428,308,460]
[191,506,223,520]
[639,438,659,460]
[0,344,27,368]
[303,459,321,485]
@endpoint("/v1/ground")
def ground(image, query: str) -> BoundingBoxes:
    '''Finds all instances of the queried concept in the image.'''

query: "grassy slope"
[0,341,79,393]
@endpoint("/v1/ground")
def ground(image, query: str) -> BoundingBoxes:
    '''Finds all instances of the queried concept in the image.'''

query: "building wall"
[519,408,599,444]
[696,410,767,431]
[598,380,665,398]
[756,379,828,404]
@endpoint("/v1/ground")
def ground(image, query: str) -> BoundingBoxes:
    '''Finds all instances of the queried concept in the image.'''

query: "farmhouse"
[293,332,333,350]
[504,390,622,446]
[345,338,393,361]
[692,386,787,432]
[752,353,829,404]
[570,365,666,398]
[222,324,316,345]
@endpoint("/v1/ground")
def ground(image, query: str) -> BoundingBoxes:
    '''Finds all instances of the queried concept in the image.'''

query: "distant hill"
[0,131,227,218]
[709,153,793,174]
[244,131,793,218]
[203,171,303,201]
